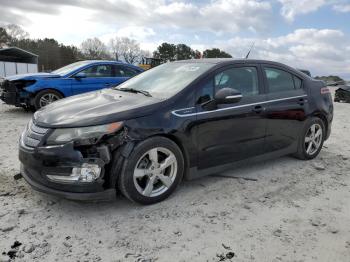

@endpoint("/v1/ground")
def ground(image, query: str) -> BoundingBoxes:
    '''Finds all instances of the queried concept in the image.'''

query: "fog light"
[74,164,101,182]
[47,163,101,183]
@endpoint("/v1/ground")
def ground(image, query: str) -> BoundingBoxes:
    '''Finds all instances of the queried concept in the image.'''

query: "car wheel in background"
[294,117,325,160]
[117,137,184,205]
[34,89,63,110]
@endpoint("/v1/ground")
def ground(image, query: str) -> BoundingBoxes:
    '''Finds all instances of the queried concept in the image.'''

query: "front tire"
[294,117,325,160]
[34,89,63,110]
[117,137,184,205]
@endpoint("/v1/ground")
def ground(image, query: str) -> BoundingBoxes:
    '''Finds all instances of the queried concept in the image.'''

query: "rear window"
[264,67,302,93]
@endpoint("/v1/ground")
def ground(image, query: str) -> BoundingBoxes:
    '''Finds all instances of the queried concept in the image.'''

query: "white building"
[0,47,38,78]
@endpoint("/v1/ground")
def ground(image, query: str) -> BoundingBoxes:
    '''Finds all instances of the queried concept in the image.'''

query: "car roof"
[78,60,143,70]
[174,58,289,66]
[174,58,307,77]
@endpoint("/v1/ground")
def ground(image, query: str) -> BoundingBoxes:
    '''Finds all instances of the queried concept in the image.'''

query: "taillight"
[321,87,330,94]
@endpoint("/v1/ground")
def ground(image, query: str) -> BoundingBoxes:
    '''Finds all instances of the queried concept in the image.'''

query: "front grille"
[21,120,49,149]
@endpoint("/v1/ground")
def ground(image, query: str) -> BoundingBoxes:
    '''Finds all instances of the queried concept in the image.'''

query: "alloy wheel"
[133,147,178,197]
[39,93,60,107]
[305,123,323,155]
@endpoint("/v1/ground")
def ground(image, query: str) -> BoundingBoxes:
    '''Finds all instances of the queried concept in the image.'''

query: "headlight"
[46,122,123,145]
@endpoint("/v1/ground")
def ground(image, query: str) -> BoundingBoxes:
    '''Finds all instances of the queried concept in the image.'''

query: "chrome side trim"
[226,95,243,99]
[171,95,308,117]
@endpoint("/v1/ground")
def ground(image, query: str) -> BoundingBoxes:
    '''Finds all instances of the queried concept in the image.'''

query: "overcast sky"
[1,0,350,78]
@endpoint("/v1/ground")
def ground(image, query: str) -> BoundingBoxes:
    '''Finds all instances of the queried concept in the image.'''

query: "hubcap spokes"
[39,93,59,107]
[305,124,322,155]
[133,147,177,197]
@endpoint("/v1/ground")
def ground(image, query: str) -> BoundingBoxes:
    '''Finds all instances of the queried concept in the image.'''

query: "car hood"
[34,89,162,128]
[6,72,61,81]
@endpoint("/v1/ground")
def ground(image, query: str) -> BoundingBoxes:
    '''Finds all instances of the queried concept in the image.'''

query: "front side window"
[197,66,259,104]
[79,65,113,78]
[264,67,302,93]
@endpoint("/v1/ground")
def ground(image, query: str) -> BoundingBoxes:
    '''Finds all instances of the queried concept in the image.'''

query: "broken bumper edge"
[20,164,116,201]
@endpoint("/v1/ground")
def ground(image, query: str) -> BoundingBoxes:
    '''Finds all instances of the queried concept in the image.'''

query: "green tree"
[203,48,232,58]
[153,43,177,61]
[314,75,345,84]
[12,37,86,71]
[175,44,196,60]
[154,42,201,61]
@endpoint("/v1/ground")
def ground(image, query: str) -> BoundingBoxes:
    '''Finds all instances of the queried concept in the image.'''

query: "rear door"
[262,65,308,153]
[194,64,268,170]
[110,65,140,87]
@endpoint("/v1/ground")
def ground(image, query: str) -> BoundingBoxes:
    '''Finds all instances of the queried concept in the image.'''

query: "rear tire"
[294,117,325,160]
[117,137,184,205]
[34,89,63,110]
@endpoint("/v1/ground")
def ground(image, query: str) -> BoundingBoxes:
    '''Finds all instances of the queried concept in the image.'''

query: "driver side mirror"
[214,87,242,104]
[74,72,87,79]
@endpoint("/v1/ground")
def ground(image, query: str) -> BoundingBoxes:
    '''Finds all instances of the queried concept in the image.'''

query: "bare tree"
[109,37,142,64]
[0,27,11,47]
[81,37,110,60]
[5,24,29,40]
[140,49,151,59]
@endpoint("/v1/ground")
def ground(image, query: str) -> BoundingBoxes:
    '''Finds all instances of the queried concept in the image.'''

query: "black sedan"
[19,59,333,204]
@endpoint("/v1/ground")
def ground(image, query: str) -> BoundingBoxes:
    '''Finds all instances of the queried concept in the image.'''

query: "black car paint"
[18,59,333,200]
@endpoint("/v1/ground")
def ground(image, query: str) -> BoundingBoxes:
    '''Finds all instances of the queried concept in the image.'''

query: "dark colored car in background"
[0,60,143,110]
[18,59,333,205]
[334,85,350,103]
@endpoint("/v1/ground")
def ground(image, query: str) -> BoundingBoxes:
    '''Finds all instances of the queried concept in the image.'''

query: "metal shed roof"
[0,47,38,63]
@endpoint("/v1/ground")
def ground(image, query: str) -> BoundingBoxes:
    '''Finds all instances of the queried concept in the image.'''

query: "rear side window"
[293,76,302,89]
[114,66,138,77]
[264,67,302,93]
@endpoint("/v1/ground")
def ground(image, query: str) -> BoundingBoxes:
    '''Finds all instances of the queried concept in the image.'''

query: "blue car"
[0,60,144,110]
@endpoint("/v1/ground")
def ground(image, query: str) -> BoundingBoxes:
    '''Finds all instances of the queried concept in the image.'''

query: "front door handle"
[252,105,264,113]
[104,83,112,86]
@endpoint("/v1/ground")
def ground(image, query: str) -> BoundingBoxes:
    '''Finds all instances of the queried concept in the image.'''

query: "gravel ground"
[0,91,349,262]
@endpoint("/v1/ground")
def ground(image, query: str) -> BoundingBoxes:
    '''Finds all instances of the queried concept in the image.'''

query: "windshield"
[116,62,214,99]
[52,61,91,76]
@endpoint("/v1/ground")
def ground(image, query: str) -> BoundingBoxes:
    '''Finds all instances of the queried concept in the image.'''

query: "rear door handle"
[298,98,305,105]
[252,105,264,113]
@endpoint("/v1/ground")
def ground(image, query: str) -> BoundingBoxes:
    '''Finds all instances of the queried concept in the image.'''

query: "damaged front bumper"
[0,80,33,107]
[19,142,116,201]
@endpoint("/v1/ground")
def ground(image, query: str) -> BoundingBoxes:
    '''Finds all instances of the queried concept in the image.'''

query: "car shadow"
[43,154,311,215]
[1,104,33,116]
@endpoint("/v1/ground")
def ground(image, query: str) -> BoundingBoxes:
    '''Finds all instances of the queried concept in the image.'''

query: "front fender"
[25,79,72,97]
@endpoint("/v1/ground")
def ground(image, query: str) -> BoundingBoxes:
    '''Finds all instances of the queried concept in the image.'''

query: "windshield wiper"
[114,87,152,97]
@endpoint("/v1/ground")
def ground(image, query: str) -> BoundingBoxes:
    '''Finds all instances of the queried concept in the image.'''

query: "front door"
[194,64,268,170]
[71,64,117,95]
